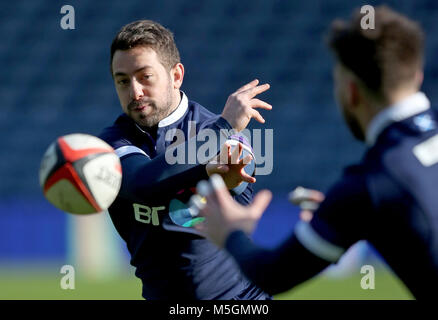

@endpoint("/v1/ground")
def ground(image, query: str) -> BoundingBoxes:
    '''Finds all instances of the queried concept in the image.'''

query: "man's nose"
[130,78,144,101]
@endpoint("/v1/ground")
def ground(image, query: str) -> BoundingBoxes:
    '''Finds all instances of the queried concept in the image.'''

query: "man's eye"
[117,79,129,85]
[143,74,152,80]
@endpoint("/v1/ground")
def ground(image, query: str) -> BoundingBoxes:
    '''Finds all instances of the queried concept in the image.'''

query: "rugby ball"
[39,133,122,214]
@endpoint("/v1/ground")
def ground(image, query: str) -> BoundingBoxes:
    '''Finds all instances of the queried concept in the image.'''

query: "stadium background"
[1,0,436,299]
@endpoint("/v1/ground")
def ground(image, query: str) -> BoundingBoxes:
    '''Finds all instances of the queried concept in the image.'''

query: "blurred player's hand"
[193,174,272,247]
[221,79,272,132]
[206,141,255,190]
[288,186,325,222]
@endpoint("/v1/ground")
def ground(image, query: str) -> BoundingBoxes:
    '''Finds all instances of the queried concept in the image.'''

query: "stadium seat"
[1,0,437,197]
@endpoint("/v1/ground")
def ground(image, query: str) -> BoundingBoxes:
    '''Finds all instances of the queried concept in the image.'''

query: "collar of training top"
[366,91,431,147]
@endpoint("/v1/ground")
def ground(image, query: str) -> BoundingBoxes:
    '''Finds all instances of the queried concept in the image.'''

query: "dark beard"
[128,78,175,128]
[128,98,172,128]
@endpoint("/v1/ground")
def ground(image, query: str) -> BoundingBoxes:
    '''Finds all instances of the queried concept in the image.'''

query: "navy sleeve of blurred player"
[224,168,373,295]
[304,166,373,257]
[225,230,330,294]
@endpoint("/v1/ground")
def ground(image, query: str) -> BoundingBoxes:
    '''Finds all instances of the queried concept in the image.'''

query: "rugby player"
[196,6,438,299]
[99,20,272,299]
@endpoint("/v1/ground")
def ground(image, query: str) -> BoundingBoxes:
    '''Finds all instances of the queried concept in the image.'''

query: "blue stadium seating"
[0,0,437,199]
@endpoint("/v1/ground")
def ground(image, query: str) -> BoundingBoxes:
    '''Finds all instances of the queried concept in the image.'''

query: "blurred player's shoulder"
[360,107,438,213]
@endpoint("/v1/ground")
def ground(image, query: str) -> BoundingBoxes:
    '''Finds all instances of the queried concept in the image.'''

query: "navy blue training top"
[226,92,438,299]
[99,92,269,300]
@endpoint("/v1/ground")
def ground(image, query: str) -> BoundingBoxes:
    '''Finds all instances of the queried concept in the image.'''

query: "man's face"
[334,64,365,141]
[112,46,174,128]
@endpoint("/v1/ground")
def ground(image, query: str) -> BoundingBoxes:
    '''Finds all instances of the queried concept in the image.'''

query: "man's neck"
[361,88,419,137]
[166,89,182,119]
[365,90,430,146]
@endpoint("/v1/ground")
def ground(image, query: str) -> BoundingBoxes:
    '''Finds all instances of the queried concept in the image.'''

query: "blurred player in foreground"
[99,20,272,299]
[195,6,438,299]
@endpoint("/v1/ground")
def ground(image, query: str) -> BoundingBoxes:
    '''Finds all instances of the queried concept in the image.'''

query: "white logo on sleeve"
[413,134,438,167]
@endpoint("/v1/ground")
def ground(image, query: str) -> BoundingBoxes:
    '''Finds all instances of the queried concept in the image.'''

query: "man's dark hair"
[110,20,180,74]
[327,6,424,98]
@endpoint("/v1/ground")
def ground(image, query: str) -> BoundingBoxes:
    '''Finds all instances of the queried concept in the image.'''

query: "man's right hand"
[221,79,272,132]
[206,141,255,190]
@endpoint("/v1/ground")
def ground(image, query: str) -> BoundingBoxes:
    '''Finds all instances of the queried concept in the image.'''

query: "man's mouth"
[132,105,148,112]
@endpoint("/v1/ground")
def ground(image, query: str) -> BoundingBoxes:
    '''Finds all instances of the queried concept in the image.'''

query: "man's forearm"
[225,230,330,295]
[118,117,232,202]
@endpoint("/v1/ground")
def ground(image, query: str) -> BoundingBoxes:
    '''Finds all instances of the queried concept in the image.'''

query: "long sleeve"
[225,230,331,295]
[116,116,232,203]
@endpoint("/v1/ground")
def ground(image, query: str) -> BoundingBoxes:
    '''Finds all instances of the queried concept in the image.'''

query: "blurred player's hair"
[110,20,180,74]
[327,5,424,100]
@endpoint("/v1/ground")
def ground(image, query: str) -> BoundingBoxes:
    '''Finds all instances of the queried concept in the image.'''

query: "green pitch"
[275,271,413,300]
[0,264,413,300]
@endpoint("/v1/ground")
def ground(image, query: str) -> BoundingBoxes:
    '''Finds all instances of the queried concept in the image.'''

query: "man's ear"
[171,63,184,90]
[415,69,424,89]
[348,80,361,109]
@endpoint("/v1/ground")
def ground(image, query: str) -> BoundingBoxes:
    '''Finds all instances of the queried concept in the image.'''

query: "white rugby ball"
[39,133,122,214]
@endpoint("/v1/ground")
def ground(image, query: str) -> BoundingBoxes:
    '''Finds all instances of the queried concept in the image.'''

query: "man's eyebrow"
[113,66,153,77]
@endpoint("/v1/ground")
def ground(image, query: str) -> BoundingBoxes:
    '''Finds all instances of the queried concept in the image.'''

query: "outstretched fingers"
[237,153,255,183]
[251,109,265,124]
[250,190,272,219]
[196,174,230,208]
[236,79,259,94]
[229,142,243,164]
[250,98,272,110]
[242,83,270,99]
[239,168,256,184]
